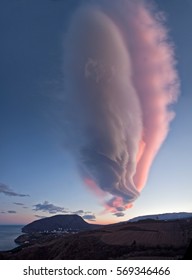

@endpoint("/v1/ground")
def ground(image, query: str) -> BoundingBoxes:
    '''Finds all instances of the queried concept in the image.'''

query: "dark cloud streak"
[0,183,29,197]
[13,202,25,206]
[7,210,17,214]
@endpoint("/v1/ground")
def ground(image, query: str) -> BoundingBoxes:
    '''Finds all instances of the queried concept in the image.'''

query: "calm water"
[0,225,23,251]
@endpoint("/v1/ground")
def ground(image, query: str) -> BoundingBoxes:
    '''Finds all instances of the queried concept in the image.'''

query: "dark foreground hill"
[0,217,192,260]
[22,214,100,233]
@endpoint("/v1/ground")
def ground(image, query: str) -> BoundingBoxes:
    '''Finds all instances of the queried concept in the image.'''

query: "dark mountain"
[22,214,100,233]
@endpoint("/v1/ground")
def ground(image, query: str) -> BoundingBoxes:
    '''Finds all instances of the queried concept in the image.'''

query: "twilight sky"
[0,0,192,225]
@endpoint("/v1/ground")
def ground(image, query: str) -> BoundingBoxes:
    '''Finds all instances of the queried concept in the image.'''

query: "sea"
[0,225,23,251]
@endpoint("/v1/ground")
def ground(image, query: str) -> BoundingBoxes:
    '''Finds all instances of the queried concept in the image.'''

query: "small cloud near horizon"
[113,212,125,217]
[72,210,84,215]
[116,207,125,212]
[33,201,68,214]
[82,214,96,221]
[7,210,17,214]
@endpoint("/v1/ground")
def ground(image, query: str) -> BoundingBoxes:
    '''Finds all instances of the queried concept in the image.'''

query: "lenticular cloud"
[63,0,179,215]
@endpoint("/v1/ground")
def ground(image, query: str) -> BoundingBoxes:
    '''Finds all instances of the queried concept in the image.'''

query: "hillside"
[0,217,192,260]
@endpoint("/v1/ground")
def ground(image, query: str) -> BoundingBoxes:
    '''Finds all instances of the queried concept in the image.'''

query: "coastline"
[0,225,24,251]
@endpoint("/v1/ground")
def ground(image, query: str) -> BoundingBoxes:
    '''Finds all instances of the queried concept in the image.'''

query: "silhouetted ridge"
[128,212,192,222]
[22,214,99,233]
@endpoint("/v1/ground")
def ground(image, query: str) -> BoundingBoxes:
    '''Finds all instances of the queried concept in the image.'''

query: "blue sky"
[0,0,192,225]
